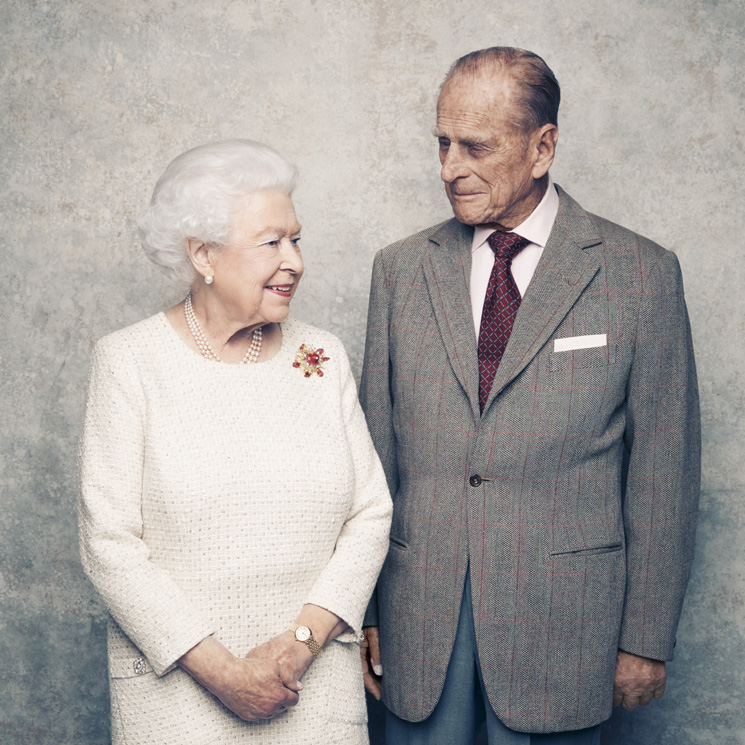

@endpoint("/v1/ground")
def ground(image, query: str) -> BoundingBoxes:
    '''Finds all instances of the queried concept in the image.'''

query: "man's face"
[435,70,542,228]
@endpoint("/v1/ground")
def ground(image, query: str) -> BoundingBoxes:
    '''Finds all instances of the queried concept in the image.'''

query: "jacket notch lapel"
[482,187,602,411]
[421,220,481,419]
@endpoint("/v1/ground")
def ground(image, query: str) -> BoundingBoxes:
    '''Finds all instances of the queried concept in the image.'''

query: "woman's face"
[209,190,304,327]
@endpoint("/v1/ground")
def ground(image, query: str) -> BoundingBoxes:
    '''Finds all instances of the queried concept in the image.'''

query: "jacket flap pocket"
[110,655,153,679]
[550,542,623,557]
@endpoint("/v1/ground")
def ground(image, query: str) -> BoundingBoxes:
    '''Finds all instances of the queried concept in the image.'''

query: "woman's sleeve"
[304,345,393,641]
[78,339,215,675]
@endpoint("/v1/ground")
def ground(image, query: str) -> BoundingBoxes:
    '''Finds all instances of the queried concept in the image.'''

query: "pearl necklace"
[184,292,262,364]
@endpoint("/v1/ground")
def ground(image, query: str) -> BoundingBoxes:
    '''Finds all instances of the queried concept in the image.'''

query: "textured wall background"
[1,0,743,743]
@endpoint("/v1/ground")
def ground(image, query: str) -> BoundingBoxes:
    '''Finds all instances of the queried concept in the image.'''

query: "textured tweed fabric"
[79,314,392,745]
[360,186,700,733]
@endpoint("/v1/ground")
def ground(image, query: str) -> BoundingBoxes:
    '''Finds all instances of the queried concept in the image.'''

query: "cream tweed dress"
[79,313,392,745]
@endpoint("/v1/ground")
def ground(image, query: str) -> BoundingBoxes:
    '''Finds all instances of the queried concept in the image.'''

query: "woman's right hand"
[209,655,302,720]
[178,636,301,721]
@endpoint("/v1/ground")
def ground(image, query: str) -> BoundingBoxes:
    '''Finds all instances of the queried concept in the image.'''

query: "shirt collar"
[472,174,559,252]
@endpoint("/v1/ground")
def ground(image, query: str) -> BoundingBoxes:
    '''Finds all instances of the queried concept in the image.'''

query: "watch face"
[295,626,311,642]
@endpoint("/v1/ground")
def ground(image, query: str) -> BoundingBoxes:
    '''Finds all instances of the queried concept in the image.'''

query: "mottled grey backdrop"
[1,0,743,743]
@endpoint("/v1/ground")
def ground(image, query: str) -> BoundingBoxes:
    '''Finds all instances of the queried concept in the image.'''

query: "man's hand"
[246,630,315,685]
[360,626,383,700]
[613,650,666,710]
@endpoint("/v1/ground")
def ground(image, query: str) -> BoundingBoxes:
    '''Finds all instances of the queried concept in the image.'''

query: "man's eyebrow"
[433,131,493,149]
[460,137,489,148]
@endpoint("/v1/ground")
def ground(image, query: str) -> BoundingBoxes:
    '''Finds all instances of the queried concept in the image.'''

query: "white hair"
[138,139,297,287]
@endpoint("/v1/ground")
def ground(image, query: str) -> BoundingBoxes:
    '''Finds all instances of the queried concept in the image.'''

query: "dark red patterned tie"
[478,231,530,412]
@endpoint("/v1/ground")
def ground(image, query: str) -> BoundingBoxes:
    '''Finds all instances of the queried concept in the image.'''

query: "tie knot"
[487,231,529,262]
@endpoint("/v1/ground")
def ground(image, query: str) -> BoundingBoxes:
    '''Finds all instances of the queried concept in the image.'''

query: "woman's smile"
[265,283,294,297]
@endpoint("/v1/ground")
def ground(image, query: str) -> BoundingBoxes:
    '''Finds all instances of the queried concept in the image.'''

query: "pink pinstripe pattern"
[360,186,700,733]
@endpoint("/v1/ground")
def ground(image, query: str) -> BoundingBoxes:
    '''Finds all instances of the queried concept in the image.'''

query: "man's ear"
[186,238,213,280]
[531,124,558,180]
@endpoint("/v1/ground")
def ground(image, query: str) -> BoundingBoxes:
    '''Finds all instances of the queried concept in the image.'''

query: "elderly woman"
[78,139,392,744]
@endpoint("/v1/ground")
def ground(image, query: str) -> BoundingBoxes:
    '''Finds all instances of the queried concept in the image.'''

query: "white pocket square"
[553,334,607,353]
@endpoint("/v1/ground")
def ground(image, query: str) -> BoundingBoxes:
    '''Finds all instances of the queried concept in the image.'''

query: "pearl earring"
[205,275,214,285]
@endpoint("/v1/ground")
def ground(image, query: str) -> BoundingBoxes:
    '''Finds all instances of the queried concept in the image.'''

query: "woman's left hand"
[247,604,350,683]
[246,631,315,683]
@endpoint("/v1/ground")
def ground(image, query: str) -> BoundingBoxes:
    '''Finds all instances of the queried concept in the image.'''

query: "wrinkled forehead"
[436,69,518,133]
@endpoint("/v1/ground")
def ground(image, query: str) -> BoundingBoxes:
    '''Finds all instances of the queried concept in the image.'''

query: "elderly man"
[360,47,700,744]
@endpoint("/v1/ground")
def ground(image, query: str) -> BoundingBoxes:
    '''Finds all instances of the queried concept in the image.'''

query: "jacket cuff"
[363,589,379,628]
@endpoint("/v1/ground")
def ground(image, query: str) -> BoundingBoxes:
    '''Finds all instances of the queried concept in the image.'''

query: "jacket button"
[469,475,482,487]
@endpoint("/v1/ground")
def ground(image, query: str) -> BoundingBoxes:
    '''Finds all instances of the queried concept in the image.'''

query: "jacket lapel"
[484,186,602,409]
[421,219,482,419]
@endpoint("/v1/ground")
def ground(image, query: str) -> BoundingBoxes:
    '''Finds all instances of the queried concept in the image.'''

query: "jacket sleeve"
[304,342,393,640]
[78,339,215,675]
[618,249,701,661]
[359,249,399,627]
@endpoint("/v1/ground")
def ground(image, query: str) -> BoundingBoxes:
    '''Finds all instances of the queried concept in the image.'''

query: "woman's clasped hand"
[179,636,302,721]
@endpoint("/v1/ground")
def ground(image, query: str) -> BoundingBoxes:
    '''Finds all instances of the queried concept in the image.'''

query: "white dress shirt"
[470,175,560,334]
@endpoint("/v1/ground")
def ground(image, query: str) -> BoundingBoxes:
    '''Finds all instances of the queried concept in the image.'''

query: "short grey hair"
[138,139,297,287]
[442,47,560,135]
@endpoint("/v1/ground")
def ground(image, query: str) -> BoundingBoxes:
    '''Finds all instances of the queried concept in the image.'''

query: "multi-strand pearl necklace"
[184,292,262,364]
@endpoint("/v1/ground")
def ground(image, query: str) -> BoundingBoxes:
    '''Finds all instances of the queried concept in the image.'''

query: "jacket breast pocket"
[549,342,617,372]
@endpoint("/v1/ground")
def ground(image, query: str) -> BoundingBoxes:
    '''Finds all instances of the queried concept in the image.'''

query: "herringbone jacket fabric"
[360,186,700,733]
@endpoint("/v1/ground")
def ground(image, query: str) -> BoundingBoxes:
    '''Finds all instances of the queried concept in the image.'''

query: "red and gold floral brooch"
[293,344,330,377]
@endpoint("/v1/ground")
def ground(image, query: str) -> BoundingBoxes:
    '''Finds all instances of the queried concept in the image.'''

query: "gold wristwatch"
[289,624,322,657]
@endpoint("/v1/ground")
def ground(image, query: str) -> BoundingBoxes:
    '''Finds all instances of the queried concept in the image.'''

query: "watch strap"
[288,623,322,657]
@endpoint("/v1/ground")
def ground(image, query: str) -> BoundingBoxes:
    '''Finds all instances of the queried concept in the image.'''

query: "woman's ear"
[186,238,213,280]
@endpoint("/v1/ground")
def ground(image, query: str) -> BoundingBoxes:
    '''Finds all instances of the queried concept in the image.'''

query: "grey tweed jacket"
[360,185,700,733]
